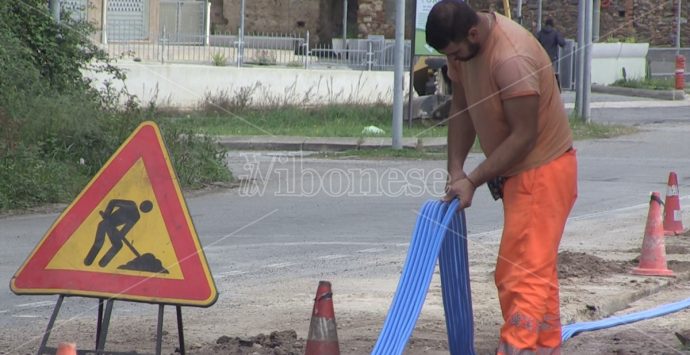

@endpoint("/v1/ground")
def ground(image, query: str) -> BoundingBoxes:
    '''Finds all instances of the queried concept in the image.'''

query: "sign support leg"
[37,295,64,355]
[96,299,114,352]
[155,304,164,355]
[176,306,185,355]
[96,298,104,350]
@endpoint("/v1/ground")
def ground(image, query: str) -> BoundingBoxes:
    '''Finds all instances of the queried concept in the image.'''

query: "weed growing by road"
[0,1,231,212]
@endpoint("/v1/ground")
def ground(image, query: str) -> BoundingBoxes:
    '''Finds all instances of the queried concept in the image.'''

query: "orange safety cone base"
[632,266,675,277]
[56,342,77,355]
[664,228,688,236]
[633,192,675,277]
[304,341,340,355]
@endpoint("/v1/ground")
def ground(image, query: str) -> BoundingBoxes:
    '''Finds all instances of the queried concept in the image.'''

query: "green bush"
[0,146,88,210]
[0,1,231,212]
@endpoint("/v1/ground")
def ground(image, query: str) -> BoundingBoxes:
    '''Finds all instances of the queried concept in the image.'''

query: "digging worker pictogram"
[84,199,153,268]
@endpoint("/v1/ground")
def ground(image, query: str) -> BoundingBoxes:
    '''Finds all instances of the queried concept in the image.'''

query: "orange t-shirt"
[446,13,572,177]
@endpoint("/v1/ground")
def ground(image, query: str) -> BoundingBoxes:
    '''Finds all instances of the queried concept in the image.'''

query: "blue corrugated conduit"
[439,208,475,353]
[372,199,475,355]
[562,297,690,342]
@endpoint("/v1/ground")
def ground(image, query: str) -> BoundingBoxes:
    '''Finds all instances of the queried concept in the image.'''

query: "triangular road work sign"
[11,121,217,307]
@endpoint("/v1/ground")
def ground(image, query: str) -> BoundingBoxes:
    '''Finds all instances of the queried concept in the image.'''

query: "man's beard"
[457,42,481,62]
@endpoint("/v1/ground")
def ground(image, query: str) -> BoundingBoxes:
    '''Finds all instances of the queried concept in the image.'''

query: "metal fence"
[104,25,411,71]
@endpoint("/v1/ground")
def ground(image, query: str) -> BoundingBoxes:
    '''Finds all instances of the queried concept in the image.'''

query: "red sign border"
[10,122,218,307]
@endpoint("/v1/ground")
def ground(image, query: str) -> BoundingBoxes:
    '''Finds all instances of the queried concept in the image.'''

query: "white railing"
[103,23,411,71]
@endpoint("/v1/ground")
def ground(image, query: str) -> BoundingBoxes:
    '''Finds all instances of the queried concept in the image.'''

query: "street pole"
[575,0,586,119]
[676,0,682,55]
[593,0,600,42]
[516,0,523,24]
[102,0,108,45]
[392,0,405,149]
[50,0,60,23]
[583,0,593,123]
[238,0,246,67]
[537,0,542,32]
[343,0,348,42]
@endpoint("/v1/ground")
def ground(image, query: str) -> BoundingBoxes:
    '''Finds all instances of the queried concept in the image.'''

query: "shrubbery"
[0,1,230,211]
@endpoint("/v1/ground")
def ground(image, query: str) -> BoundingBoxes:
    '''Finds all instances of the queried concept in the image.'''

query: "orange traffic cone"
[663,172,686,236]
[632,192,675,277]
[56,342,77,355]
[305,281,340,355]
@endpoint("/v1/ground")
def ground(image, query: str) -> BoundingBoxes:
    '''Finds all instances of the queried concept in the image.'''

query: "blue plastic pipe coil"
[372,199,475,355]
[367,199,690,351]
[561,296,690,342]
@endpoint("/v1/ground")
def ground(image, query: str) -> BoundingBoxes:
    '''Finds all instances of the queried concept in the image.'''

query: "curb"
[218,136,447,152]
[592,84,687,101]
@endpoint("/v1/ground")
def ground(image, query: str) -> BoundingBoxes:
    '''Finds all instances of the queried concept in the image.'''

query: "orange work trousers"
[495,149,578,355]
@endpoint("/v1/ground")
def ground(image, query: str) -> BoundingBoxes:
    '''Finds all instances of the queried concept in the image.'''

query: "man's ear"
[467,27,480,41]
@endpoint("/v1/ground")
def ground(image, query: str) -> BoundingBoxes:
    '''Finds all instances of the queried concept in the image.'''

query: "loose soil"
[4,206,690,355]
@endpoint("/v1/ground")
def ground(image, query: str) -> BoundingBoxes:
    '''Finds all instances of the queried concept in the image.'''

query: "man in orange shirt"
[426,1,577,353]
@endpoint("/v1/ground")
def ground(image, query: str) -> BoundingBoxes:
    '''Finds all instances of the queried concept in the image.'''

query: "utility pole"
[50,0,61,23]
[343,0,348,42]
[102,0,108,45]
[237,0,246,67]
[676,0,682,55]
[392,0,405,149]
[537,0,542,32]
[593,0,600,42]
[575,0,585,119]
[583,0,593,122]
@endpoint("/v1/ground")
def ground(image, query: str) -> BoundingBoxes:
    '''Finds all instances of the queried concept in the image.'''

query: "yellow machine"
[410,0,512,119]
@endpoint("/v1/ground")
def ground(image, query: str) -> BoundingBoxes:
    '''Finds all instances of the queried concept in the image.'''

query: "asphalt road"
[1,93,689,352]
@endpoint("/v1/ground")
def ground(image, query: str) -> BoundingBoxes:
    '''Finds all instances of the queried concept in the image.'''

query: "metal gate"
[160,0,205,44]
[107,0,149,41]
[62,0,88,22]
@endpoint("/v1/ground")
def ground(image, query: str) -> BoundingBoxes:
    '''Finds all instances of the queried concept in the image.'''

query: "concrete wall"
[88,63,409,108]
[591,43,649,85]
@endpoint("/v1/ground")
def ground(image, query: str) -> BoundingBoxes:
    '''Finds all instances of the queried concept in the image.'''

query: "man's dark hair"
[426,0,480,51]
[545,18,554,27]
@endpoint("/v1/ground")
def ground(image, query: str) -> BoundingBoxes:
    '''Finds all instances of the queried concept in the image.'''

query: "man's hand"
[443,177,476,209]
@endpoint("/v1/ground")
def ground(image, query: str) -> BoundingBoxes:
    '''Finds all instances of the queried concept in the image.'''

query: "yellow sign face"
[46,159,183,279]
[11,121,217,306]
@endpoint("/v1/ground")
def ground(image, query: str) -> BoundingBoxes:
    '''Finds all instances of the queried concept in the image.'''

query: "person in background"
[536,17,566,91]
[425,1,577,353]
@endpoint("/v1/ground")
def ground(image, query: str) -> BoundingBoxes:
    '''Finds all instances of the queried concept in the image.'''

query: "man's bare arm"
[447,80,476,181]
[466,95,539,186]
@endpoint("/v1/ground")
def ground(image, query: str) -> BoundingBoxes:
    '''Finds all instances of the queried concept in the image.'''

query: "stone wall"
[469,0,690,47]
[211,0,414,43]
[358,0,395,37]
[215,0,322,42]
[357,0,414,38]
[210,0,688,46]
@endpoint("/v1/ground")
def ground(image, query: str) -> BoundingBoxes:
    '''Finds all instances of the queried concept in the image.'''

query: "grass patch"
[569,118,638,139]
[163,105,447,138]
[164,105,634,143]
[611,77,676,90]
